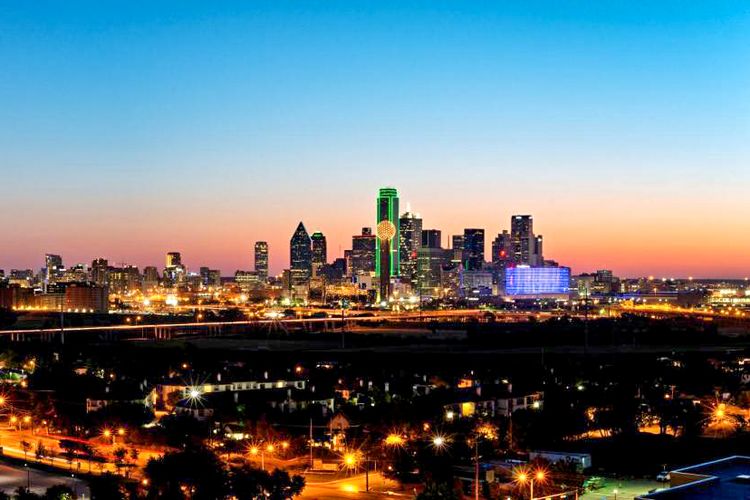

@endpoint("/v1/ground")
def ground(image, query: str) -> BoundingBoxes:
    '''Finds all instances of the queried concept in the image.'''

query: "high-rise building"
[143,266,160,291]
[491,231,513,269]
[199,267,221,287]
[254,241,269,282]
[45,254,63,283]
[533,235,544,266]
[417,232,451,297]
[510,216,535,265]
[375,187,400,300]
[109,265,142,294]
[164,251,185,284]
[422,229,442,249]
[451,235,464,263]
[399,212,422,285]
[311,231,327,275]
[166,252,182,268]
[91,258,109,286]
[462,229,485,271]
[290,222,312,286]
[350,228,376,276]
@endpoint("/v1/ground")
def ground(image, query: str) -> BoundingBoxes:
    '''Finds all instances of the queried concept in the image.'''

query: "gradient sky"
[1,1,749,278]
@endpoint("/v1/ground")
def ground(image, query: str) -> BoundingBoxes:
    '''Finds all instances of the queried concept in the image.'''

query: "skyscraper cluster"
[280,186,569,302]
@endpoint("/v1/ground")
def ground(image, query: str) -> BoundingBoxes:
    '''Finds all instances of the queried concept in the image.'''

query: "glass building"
[254,241,269,282]
[290,222,312,286]
[375,187,399,300]
[505,266,571,296]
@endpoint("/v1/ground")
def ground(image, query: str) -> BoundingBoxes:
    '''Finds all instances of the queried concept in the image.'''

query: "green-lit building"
[375,187,400,301]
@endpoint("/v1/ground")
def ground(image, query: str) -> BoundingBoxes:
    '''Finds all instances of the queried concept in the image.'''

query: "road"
[0,461,90,498]
[0,426,164,477]
[302,472,409,500]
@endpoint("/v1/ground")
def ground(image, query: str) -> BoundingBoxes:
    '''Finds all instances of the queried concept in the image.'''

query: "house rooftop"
[638,456,750,499]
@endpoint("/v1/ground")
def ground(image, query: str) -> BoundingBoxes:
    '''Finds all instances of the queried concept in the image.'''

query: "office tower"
[510,215,535,265]
[311,231,327,274]
[290,222,312,285]
[491,231,513,269]
[164,251,185,284]
[109,265,142,294]
[533,235,544,266]
[254,241,269,282]
[451,235,464,262]
[142,266,160,291]
[45,254,63,282]
[166,252,182,268]
[91,258,109,286]
[399,211,422,284]
[462,229,485,271]
[199,267,220,287]
[375,187,400,300]
[421,229,442,249]
[351,228,376,276]
[417,232,450,297]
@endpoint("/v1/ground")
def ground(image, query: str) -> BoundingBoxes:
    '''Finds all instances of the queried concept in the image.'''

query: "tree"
[35,441,47,463]
[228,466,305,500]
[43,484,75,500]
[145,446,227,499]
[416,481,460,500]
[20,440,31,461]
[113,447,128,475]
[13,487,42,500]
[88,473,128,500]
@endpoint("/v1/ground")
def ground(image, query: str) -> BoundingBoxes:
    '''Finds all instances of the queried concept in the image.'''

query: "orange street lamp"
[515,469,546,499]
[384,433,405,447]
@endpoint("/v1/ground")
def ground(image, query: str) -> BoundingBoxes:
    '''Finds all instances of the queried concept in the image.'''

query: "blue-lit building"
[504,266,570,297]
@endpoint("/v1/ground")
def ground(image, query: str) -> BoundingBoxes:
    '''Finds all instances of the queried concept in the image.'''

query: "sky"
[1,1,749,278]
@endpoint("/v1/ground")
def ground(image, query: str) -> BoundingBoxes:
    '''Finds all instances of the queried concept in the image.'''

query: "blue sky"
[1,1,749,276]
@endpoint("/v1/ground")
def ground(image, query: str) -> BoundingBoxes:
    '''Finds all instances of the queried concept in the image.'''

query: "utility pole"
[474,438,480,500]
[309,418,314,469]
[59,300,65,345]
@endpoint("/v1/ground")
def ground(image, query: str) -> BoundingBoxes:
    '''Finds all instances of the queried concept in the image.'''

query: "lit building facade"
[350,228,376,277]
[290,222,312,286]
[399,211,422,287]
[254,241,269,282]
[375,187,400,300]
[504,266,570,297]
[311,231,327,275]
[462,228,485,271]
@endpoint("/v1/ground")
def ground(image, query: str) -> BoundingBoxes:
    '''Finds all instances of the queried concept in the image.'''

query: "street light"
[515,468,546,499]
[384,433,405,447]
[431,435,447,450]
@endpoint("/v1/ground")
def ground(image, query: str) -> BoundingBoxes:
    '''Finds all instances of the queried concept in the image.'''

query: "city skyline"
[1,186,749,280]
[1,2,749,278]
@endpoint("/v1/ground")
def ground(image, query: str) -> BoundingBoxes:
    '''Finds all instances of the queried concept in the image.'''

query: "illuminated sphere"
[376,220,396,242]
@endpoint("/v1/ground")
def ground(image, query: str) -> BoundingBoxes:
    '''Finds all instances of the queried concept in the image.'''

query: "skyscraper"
[375,187,400,300]
[491,231,513,269]
[421,229,442,249]
[254,241,269,282]
[462,229,485,271]
[166,252,182,268]
[311,231,327,275]
[510,215,543,266]
[417,230,450,297]
[45,254,63,283]
[91,258,109,286]
[290,222,312,286]
[399,211,422,286]
[350,228,376,276]
[164,251,185,284]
